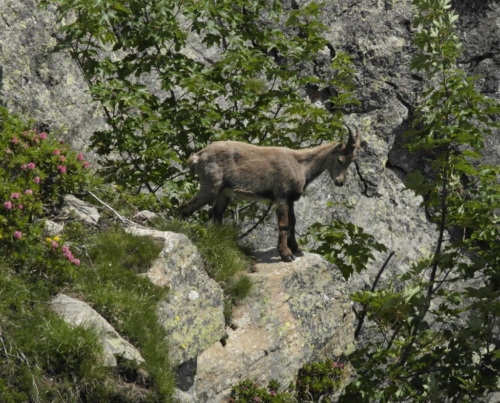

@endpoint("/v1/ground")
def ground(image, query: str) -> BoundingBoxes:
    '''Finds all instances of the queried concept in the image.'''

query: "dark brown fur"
[180,126,361,262]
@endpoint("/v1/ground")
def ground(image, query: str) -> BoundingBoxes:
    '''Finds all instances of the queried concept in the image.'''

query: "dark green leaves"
[42,0,358,213]
[304,220,387,280]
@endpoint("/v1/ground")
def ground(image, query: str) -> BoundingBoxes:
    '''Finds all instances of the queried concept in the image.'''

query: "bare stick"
[354,250,396,339]
[87,190,146,229]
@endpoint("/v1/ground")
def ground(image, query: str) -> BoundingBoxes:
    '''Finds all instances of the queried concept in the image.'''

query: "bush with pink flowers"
[0,107,93,280]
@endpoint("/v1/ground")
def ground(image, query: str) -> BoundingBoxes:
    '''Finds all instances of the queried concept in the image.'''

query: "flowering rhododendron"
[1,109,91,279]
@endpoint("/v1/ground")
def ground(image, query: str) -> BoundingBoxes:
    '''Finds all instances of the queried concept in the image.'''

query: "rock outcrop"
[125,227,227,367]
[193,250,354,402]
[50,294,145,367]
[122,228,354,402]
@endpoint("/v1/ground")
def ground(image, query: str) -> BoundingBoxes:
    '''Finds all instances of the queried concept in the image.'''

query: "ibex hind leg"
[211,192,232,224]
[179,190,219,218]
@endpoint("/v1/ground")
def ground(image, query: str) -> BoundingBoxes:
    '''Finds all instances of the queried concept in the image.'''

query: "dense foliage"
[230,359,346,402]
[0,109,175,402]
[41,0,358,216]
[341,0,500,401]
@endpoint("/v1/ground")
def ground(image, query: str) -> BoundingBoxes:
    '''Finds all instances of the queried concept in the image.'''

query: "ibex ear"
[332,143,344,153]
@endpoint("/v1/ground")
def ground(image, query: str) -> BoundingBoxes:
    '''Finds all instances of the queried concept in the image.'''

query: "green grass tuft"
[87,224,164,273]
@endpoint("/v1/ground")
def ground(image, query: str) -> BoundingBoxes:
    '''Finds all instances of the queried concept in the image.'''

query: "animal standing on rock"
[180,125,362,262]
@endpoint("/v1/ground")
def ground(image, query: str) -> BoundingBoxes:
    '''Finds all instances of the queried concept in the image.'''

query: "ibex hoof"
[281,254,296,262]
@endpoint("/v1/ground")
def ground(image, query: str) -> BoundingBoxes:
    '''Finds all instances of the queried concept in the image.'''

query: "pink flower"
[83,162,90,169]
[34,176,40,184]
[64,250,74,260]
[59,155,66,162]
[62,245,70,253]
[71,258,80,265]
[57,165,67,174]
[12,137,19,144]
[10,192,20,199]
[23,143,29,149]
[5,149,12,154]
[4,201,12,210]
[18,204,23,210]
[53,149,61,155]
[39,132,47,140]
[51,241,59,250]
[27,162,36,170]
[14,231,22,239]
[77,153,84,161]
[21,164,27,170]
[25,189,33,195]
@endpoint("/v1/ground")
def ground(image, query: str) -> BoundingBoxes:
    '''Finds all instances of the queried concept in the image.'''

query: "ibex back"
[180,125,361,262]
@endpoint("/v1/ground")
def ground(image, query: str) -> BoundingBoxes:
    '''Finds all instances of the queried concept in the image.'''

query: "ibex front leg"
[276,200,295,262]
[287,201,303,257]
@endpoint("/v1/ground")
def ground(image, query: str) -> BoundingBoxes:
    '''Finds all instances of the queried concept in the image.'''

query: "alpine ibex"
[180,125,361,262]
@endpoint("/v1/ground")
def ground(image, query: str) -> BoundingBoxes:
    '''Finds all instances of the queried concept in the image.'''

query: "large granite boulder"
[192,251,354,402]
[125,227,227,367]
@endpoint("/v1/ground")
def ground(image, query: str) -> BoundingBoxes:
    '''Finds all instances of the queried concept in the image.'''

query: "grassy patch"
[156,219,252,285]
[0,223,175,402]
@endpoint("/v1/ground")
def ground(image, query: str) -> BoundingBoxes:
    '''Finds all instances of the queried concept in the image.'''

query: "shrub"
[230,379,295,403]
[296,359,346,402]
[0,107,92,280]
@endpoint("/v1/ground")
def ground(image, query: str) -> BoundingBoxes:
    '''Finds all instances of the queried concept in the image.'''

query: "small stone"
[45,219,64,236]
[188,290,199,301]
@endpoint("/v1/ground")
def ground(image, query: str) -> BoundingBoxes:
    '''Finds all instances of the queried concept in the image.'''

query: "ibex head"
[328,124,361,187]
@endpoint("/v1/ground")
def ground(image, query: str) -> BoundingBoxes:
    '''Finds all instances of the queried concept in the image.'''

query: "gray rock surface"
[0,0,104,151]
[126,227,226,366]
[50,294,145,367]
[193,251,355,402]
